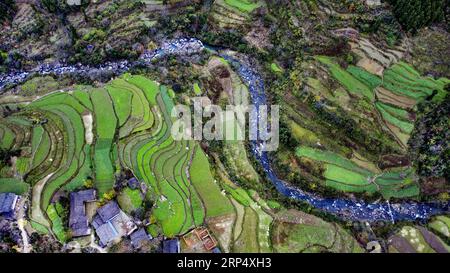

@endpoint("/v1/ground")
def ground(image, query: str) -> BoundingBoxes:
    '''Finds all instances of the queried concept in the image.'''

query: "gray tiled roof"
[92,214,104,229]
[212,247,222,253]
[97,201,120,222]
[127,177,140,189]
[0,193,18,214]
[163,239,180,253]
[69,189,96,237]
[95,222,119,247]
[130,228,151,248]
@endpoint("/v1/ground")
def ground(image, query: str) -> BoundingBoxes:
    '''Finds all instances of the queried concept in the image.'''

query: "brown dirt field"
[379,154,411,170]
[351,151,381,173]
[375,87,416,109]
[388,235,417,253]
[384,120,410,148]
[275,209,318,225]
[357,57,384,76]
[206,213,235,253]
[421,177,448,195]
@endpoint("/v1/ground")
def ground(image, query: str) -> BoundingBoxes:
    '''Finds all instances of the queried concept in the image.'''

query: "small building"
[194,227,217,251]
[96,201,120,222]
[182,227,218,253]
[130,228,152,249]
[93,201,137,247]
[69,189,96,237]
[0,193,19,218]
[127,177,140,190]
[212,247,221,253]
[163,238,180,253]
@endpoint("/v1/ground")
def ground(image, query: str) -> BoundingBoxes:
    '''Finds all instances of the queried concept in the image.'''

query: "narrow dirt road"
[17,196,32,253]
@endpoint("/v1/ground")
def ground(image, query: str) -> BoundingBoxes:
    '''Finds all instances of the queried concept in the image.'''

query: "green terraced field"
[30,126,51,169]
[296,146,370,175]
[90,88,117,196]
[107,85,133,127]
[429,216,450,238]
[296,146,419,198]
[109,76,235,237]
[347,65,382,90]
[382,63,449,102]
[39,104,85,209]
[272,210,364,253]
[190,145,234,218]
[224,0,262,13]
[316,56,374,100]
[376,103,414,134]
[63,145,92,191]
[72,87,94,110]
[46,204,67,242]
[313,55,449,151]
[0,123,15,149]
[125,75,159,106]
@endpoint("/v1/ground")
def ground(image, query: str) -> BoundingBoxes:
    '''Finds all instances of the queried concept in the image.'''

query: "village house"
[130,228,152,249]
[127,177,140,190]
[163,238,180,253]
[92,201,137,247]
[0,193,19,218]
[69,189,96,237]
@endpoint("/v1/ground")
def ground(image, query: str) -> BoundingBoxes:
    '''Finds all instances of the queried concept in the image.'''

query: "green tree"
[388,0,446,32]
[0,0,16,23]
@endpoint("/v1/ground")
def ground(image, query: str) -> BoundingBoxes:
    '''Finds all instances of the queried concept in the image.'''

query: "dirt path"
[17,196,32,253]
[31,172,54,227]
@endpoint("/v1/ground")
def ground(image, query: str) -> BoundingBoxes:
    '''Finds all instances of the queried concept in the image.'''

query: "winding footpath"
[0,38,448,222]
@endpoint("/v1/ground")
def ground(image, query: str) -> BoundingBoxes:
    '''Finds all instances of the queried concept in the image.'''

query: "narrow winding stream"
[0,38,448,222]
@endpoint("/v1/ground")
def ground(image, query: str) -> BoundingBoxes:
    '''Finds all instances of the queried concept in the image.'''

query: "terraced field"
[272,209,364,253]
[388,226,450,253]
[219,178,272,253]
[209,0,263,29]
[296,146,419,199]
[429,216,450,239]
[315,57,449,146]
[300,55,449,198]
[90,88,117,196]
[0,74,235,239]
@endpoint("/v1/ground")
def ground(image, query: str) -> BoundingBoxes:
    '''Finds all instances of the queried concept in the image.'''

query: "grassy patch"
[0,124,15,149]
[46,204,67,242]
[429,216,450,238]
[107,85,133,127]
[193,83,202,95]
[270,63,283,73]
[233,206,259,252]
[316,56,374,100]
[224,0,262,13]
[296,146,419,198]
[117,188,143,214]
[0,178,29,194]
[272,210,363,253]
[90,88,117,195]
[347,65,382,90]
[190,145,234,217]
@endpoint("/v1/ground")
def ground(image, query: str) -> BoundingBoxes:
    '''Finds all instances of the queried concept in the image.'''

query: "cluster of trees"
[0,0,16,24]
[41,0,89,13]
[0,148,21,168]
[409,91,450,183]
[388,0,447,32]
